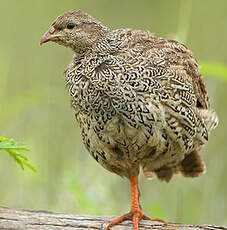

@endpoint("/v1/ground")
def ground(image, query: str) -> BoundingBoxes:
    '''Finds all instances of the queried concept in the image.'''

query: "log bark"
[0,207,226,230]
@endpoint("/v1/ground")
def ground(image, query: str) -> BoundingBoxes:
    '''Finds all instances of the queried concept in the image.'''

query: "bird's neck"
[94,31,123,54]
[72,31,122,56]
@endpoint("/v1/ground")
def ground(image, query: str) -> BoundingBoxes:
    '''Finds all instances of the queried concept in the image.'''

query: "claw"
[105,210,166,230]
[105,212,132,230]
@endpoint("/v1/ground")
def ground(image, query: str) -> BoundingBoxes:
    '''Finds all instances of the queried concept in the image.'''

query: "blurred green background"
[0,0,226,226]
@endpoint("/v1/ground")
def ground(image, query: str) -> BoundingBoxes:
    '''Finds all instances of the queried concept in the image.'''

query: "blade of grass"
[200,61,227,81]
[176,0,192,43]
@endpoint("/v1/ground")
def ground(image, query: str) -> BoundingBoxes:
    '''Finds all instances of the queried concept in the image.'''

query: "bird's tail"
[179,150,206,178]
[143,150,206,182]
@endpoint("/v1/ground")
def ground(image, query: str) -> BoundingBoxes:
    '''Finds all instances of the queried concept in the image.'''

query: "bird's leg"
[130,175,142,230]
[105,175,167,230]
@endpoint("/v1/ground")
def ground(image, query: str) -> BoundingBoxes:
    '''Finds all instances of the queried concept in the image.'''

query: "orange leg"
[105,175,167,230]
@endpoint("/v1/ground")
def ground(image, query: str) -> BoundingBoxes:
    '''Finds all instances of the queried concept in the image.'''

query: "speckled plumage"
[41,10,218,229]
[47,11,217,182]
[41,11,218,182]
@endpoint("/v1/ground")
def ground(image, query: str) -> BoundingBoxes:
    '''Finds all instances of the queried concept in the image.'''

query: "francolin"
[40,10,218,230]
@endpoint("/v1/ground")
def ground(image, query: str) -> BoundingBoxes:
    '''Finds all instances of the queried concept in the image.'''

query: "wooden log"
[0,206,226,230]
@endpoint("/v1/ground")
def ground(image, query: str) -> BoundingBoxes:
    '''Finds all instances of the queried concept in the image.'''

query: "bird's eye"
[67,23,75,29]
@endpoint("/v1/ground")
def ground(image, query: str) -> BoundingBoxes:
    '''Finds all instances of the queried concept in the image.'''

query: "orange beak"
[40,31,63,45]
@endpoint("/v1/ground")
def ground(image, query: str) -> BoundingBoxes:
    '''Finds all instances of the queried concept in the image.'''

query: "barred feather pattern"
[64,28,218,180]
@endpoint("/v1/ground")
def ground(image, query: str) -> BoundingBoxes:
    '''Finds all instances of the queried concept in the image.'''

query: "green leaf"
[200,61,227,81]
[0,143,29,150]
[0,136,14,143]
[0,136,36,173]
[0,137,29,151]
[20,159,37,173]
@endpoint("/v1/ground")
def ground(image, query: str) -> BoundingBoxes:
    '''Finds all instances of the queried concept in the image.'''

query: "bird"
[40,10,218,230]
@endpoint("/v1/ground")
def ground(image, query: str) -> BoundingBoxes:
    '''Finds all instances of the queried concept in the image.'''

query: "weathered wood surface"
[0,207,226,230]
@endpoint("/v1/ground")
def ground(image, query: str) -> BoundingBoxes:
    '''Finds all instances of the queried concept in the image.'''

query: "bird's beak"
[40,29,63,45]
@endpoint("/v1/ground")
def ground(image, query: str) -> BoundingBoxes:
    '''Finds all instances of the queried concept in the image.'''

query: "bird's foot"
[105,175,167,229]
[105,209,166,230]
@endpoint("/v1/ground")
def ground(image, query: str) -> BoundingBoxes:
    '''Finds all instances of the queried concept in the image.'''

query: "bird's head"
[40,10,109,53]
